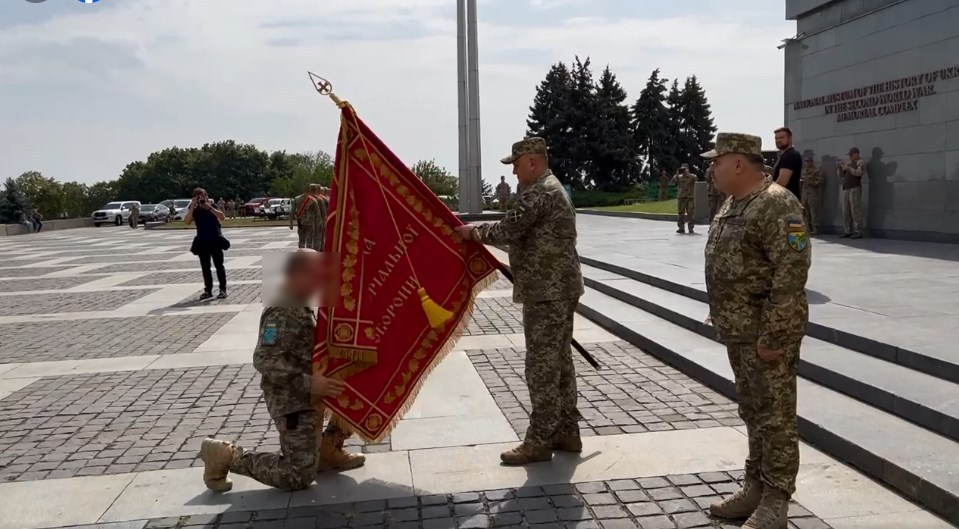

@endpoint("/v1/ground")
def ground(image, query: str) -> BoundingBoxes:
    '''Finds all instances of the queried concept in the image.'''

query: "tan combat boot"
[318,431,366,471]
[743,488,789,529]
[709,477,762,519]
[200,438,235,493]
[551,434,583,453]
[500,443,552,466]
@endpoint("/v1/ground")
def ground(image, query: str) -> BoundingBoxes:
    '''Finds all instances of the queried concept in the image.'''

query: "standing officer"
[658,170,671,202]
[702,133,809,529]
[837,147,865,239]
[495,176,511,211]
[706,167,726,221]
[311,185,330,250]
[199,250,359,491]
[129,203,140,229]
[455,137,584,466]
[290,183,315,248]
[800,154,824,235]
[672,164,697,234]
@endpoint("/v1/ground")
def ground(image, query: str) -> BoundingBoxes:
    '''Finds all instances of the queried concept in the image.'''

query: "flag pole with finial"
[307,72,454,329]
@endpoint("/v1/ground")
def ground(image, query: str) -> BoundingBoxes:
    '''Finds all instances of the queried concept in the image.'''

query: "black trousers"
[197,248,227,293]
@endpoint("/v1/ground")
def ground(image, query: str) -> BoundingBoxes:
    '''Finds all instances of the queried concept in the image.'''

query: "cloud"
[0,0,793,187]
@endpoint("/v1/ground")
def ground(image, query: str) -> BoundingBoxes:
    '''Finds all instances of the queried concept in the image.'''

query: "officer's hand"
[757,346,783,362]
[311,376,345,397]
[454,224,474,240]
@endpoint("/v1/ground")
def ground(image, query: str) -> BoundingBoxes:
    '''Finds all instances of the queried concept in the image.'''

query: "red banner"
[312,102,499,442]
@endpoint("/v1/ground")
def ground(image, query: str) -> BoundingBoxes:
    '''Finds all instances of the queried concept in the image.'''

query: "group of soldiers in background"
[290,183,330,250]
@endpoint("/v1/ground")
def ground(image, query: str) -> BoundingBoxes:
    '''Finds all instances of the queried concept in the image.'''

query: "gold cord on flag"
[308,72,454,328]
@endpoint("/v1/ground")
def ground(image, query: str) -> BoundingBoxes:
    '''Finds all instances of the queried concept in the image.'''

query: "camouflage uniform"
[129,204,139,229]
[496,180,511,211]
[312,189,329,251]
[672,170,697,232]
[658,173,670,201]
[839,152,865,238]
[702,133,810,529]
[706,169,726,221]
[290,192,312,248]
[474,137,585,465]
[800,163,824,234]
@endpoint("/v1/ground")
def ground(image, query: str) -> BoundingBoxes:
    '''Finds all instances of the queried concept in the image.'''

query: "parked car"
[243,197,272,217]
[159,199,192,221]
[138,204,170,224]
[259,198,292,219]
[91,201,141,227]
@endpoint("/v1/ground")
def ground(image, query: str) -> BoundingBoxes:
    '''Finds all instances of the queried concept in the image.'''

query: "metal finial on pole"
[308,71,345,107]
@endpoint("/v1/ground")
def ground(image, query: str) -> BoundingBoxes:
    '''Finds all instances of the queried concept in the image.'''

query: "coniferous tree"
[631,69,671,180]
[593,65,639,190]
[0,177,31,223]
[527,61,577,187]
[565,56,599,189]
[664,79,685,172]
[678,76,717,176]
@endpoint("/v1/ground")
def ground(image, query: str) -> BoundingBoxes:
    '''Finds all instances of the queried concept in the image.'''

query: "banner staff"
[307,72,599,370]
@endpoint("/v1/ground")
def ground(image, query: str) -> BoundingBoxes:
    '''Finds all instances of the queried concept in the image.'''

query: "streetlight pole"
[466,0,483,214]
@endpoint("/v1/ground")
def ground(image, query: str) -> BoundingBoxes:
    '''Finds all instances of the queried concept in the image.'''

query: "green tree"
[15,171,64,218]
[527,61,577,187]
[61,181,89,218]
[84,181,116,215]
[410,159,457,196]
[592,65,638,190]
[566,56,599,189]
[677,76,717,176]
[665,78,685,171]
[632,69,673,179]
[0,177,30,223]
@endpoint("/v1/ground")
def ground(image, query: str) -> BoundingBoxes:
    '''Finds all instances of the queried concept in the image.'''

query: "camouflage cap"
[701,132,763,159]
[500,137,548,164]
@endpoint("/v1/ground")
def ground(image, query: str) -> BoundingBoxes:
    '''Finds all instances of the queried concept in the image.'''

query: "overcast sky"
[0,0,795,188]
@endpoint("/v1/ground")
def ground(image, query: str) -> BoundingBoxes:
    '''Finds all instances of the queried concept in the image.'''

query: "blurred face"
[774,131,791,150]
[849,151,860,162]
[681,164,689,174]
[805,158,814,168]
[511,155,539,186]
[193,190,208,201]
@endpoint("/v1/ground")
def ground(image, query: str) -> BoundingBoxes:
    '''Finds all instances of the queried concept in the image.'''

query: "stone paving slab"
[0,313,236,363]
[0,290,156,316]
[0,276,102,293]
[0,365,383,482]
[468,341,741,438]
[97,474,829,529]
[0,266,76,278]
[180,284,262,305]
[119,269,263,286]
[59,254,185,265]
[465,297,524,336]
[85,262,210,273]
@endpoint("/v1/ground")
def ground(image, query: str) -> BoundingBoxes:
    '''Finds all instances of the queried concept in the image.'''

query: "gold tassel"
[418,287,453,328]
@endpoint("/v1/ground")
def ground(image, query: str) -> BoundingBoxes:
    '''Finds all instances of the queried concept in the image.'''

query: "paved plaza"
[0,226,950,528]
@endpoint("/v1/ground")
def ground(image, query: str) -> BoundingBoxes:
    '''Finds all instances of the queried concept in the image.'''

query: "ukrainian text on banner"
[312,102,499,442]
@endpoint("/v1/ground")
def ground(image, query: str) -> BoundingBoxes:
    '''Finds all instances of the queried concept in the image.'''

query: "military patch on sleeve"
[786,218,808,252]
[261,322,278,345]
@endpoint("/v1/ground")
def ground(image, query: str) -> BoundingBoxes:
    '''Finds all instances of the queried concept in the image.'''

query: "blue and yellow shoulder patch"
[261,322,278,345]
[785,218,808,252]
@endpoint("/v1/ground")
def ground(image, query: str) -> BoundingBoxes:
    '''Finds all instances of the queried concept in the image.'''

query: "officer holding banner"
[456,137,585,466]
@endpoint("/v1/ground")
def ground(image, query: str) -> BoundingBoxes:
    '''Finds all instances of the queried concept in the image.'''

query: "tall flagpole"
[456,0,470,213]
[466,0,483,214]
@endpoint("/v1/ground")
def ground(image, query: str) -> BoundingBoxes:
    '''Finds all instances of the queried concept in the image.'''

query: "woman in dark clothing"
[184,187,230,300]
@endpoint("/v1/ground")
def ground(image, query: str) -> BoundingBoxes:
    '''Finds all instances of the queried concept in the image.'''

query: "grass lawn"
[587,199,677,214]
[152,218,290,229]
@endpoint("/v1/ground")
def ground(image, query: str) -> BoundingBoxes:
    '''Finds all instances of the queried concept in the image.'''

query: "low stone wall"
[1,218,94,236]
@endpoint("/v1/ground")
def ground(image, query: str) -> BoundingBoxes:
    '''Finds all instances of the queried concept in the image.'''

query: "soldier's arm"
[849,161,864,177]
[757,206,811,350]
[252,309,312,395]
[473,190,545,245]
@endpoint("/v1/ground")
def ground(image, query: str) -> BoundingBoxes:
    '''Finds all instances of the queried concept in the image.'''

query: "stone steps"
[567,268,959,526]
[580,256,959,385]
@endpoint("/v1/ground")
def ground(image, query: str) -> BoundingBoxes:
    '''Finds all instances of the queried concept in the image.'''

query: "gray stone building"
[783,0,959,242]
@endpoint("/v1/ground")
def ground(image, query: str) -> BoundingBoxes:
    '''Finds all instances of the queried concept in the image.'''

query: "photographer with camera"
[184,187,230,300]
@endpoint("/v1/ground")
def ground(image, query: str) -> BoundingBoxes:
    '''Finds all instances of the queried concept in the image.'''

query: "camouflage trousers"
[802,194,821,233]
[726,341,801,496]
[708,194,724,221]
[523,298,582,446]
[297,224,311,248]
[658,188,668,201]
[842,187,863,235]
[230,409,319,491]
[677,198,694,228]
